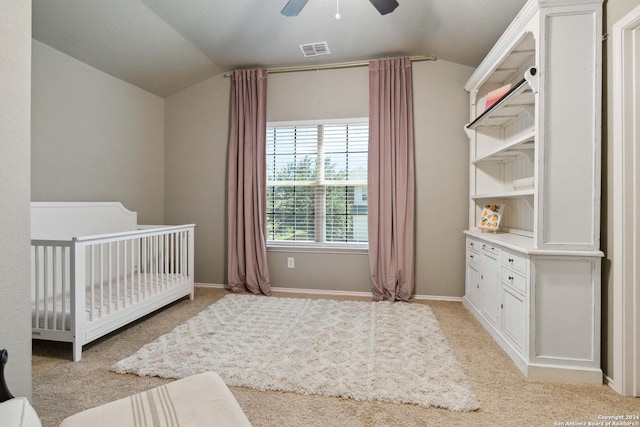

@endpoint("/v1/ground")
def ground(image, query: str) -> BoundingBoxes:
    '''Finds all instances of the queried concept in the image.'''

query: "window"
[266,119,368,246]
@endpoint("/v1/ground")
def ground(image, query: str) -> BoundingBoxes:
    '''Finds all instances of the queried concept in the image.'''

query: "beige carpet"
[112,294,479,411]
[33,287,639,427]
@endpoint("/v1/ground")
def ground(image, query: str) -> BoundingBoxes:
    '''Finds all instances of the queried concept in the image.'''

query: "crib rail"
[31,224,195,349]
[77,225,194,321]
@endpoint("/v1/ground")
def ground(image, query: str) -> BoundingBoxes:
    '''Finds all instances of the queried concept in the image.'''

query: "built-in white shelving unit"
[463,0,603,385]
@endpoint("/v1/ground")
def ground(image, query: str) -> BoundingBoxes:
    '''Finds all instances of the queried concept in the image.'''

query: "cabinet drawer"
[501,251,528,275]
[466,238,480,253]
[501,268,527,295]
[481,242,500,256]
[467,250,480,267]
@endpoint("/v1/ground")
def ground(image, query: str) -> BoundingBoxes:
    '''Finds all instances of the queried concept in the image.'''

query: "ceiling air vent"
[299,41,331,57]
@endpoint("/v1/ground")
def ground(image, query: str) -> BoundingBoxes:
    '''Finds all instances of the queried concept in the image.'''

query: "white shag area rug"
[112,294,480,412]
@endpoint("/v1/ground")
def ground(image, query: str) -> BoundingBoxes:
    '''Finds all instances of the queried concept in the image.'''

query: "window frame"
[265,117,369,252]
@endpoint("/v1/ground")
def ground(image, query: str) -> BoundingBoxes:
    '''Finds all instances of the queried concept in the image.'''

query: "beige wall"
[164,75,230,285]
[0,0,32,399]
[165,60,473,297]
[602,0,640,384]
[31,40,166,225]
[413,60,473,297]
[267,67,369,121]
[30,43,473,297]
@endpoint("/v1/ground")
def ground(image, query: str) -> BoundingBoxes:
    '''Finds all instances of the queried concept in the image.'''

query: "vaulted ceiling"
[32,0,527,97]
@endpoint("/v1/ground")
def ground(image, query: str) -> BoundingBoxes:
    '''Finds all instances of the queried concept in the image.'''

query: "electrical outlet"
[287,257,295,269]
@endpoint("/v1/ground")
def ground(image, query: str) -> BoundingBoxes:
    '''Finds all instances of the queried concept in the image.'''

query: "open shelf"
[471,189,534,200]
[472,130,535,164]
[485,49,536,86]
[466,72,536,130]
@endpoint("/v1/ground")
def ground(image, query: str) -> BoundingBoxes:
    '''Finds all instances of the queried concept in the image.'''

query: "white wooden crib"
[31,202,195,361]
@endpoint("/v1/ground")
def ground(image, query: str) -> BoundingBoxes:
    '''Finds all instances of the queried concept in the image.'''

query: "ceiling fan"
[281,0,399,17]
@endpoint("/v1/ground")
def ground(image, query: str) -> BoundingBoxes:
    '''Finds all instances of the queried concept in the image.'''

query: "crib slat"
[167,233,171,286]
[44,246,49,330]
[62,246,67,330]
[89,246,95,321]
[181,231,186,278]
[153,235,157,290]
[130,238,135,304]
[52,247,57,329]
[184,231,188,278]
[144,236,148,289]
[100,244,104,318]
[154,235,158,290]
[123,240,127,308]
[163,234,168,290]
[108,242,113,314]
[138,238,142,298]
[116,241,120,309]
[159,235,162,289]
[178,231,182,277]
[154,235,159,291]
[34,246,40,329]
[176,232,181,278]
[170,232,175,288]
[143,236,148,295]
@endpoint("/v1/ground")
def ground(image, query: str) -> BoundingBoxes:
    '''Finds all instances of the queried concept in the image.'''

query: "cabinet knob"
[509,276,514,281]
[470,255,474,259]
[508,258,514,263]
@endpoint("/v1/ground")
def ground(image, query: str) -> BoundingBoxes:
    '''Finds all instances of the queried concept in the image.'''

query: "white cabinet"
[501,285,526,352]
[500,248,528,353]
[465,237,529,371]
[464,244,480,309]
[462,0,604,385]
[480,244,500,328]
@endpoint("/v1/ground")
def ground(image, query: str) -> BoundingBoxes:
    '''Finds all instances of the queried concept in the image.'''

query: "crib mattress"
[32,273,187,331]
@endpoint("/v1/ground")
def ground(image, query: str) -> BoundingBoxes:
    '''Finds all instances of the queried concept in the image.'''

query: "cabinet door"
[501,286,526,352]
[465,260,480,308]
[480,250,500,327]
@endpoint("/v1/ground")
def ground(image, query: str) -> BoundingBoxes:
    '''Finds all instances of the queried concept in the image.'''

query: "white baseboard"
[414,294,463,302]
[527,364,604,386]
[195,282,228,289]
[604,374,615,390]
[194,283,462,302]
[272,286,372,298]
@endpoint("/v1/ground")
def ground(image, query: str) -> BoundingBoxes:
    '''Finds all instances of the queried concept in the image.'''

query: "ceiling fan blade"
[281,0,310,17]
[368,0,399,15]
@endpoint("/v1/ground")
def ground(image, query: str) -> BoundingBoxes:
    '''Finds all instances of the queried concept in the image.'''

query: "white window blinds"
[266,120,368,244]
